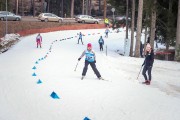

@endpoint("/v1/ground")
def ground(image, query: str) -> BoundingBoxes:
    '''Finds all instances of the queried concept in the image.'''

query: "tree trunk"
[16,0,18,15]
[103,0,106,19]
[99,0,101,15]
[150,0,157,49]
[41,0,44,13]
[86,0,88,15]
[126,0,129,39]
[135,0,143,57]
[61,0,64,17]
[89,0,92,15]
[47,0,50,13]
[175,0,180,61]
[130,0,135,56]
[165,0,173,60]
[71,0,74,18]
[82,0,84,14]
[33,0,35,17]
[21,0,24,16]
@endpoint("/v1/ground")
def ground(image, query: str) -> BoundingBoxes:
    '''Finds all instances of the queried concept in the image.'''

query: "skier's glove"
[94,60,96,63]
[78,58,81,61]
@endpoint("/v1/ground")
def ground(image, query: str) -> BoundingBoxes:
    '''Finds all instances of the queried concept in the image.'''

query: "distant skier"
[98,36,104,51]
[77,32,83,45]
[142,43,154,85]
[105,28,110,38]
[36,33,42,48]
[78,43,103,80]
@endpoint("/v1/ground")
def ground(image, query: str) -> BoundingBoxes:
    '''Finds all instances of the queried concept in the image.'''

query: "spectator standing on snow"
[142,43,154,85]
[77,32,83,45]
[36,33,42,48]
[98,36,104,51]
[104,18,109,27]
[78,43,103,80]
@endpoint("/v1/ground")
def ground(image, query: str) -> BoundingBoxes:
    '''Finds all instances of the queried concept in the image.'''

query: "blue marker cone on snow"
[35,61,38,64]
[84,117,90,120]
[41,58,44,60]
[32,72,37,76]
[37,79,42,84]
[32,66,36,70]
[50,91,60,99]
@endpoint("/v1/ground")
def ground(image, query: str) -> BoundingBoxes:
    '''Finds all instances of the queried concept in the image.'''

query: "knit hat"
[87,43,92,48]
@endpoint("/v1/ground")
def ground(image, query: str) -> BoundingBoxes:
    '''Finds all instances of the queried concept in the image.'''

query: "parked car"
[38,13,63,23]
[115,16,131,22]
[75,15,99,24]
[0,11,21,21]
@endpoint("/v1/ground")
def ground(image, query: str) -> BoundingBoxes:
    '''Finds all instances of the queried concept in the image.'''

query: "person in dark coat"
[98,36,104,51]
[142,43,154,85]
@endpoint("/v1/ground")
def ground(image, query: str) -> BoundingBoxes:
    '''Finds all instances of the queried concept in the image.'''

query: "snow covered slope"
[0,28,180,120]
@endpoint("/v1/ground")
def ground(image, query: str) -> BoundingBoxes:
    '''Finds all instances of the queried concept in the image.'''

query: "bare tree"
[71,0,74,18]
[150,0,157,49]
[47,0,50,13]
[41,0,44,13]
[99,0,101,15]
[88,0,92,15]
[86,0,88,15]
[16,0,18,15]
[175,0,180,61]
[33,0,35,17]
[21,0,24,16]
[130,0,135,56]
[61,0,64,17]
[135,0,143,57]
[82,0,84,14]
[103,0,106,19]
[126,0,129,39]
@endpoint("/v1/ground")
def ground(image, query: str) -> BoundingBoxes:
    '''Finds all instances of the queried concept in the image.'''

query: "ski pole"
[137,66,143,80]
[74,61,79,71]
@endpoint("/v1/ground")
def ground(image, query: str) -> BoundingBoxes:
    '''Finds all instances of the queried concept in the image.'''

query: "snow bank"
[0,33,20,54]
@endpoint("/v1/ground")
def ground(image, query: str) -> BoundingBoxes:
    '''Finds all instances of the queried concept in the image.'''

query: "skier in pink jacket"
[36,33,42,48]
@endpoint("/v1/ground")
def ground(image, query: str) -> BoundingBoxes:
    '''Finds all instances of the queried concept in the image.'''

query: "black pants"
[142,66,152,81]
[78,38,83,44]
[99,43,103,51]
[82,60,101,78]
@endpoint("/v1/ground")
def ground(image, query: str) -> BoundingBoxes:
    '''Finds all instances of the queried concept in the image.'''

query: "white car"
[38,13,63,23]
[75,15,99,24]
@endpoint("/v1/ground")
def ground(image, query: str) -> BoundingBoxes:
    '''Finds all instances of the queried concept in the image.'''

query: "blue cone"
[35,61,39,64]
[37,79,42,84]
[50,91,60,99]
[84,117,90,120]
[41,58,44,60]
[32,73,37,76]
[32,66,36,70]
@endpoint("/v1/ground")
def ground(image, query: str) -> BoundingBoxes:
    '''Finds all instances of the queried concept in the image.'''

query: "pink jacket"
[36,35,42,42]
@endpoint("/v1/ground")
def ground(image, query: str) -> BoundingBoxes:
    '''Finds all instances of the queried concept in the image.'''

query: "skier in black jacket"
[142,43,154,85]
